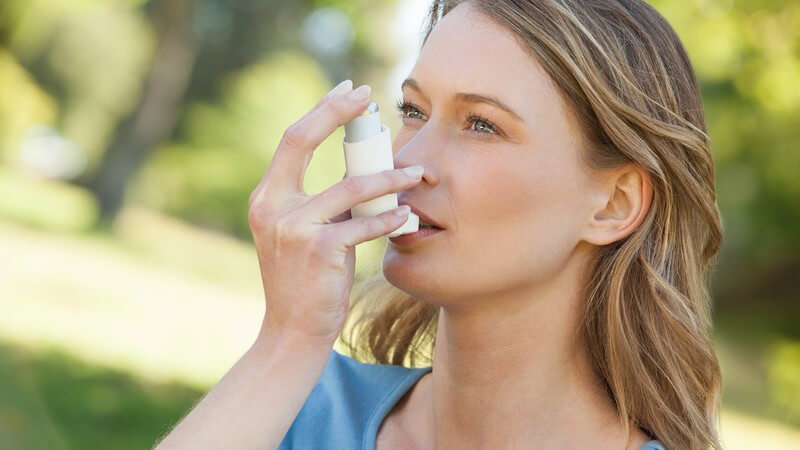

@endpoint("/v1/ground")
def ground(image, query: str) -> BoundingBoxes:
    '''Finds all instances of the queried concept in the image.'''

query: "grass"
[0,209,263,390]
[0,341,203,450]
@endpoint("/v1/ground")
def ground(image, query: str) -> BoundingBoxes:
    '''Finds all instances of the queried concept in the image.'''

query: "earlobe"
[583,165,654,246]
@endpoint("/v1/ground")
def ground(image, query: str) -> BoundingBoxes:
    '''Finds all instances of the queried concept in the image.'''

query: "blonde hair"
[340,1,724,449]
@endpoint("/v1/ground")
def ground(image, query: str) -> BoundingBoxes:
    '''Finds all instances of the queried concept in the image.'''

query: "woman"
[155,1,723,449]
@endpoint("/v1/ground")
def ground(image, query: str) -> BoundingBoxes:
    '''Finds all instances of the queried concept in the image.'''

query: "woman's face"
[383,3,599,306]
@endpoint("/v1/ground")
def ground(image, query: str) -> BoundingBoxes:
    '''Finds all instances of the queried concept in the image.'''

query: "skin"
[379,3,654,450]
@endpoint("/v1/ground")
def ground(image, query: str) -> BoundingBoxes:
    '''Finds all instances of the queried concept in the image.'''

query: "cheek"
[448,152,588,285]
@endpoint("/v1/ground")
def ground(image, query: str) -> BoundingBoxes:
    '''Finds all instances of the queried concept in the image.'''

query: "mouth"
[388,223,445,246]
[418,219,443,230]
[397,200,445,230]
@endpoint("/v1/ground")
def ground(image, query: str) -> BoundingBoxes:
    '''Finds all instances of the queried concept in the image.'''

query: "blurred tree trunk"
[86,0,197,226]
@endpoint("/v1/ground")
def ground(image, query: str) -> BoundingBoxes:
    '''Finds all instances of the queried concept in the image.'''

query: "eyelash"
[394,99,502,139]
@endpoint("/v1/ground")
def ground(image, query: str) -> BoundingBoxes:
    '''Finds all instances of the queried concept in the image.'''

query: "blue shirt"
[278,349,667,449]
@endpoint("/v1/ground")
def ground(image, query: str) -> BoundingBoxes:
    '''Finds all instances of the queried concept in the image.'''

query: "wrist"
[254,319,338,356]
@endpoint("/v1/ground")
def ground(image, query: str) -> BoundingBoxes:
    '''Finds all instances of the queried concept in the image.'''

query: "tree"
[85,0,197,225]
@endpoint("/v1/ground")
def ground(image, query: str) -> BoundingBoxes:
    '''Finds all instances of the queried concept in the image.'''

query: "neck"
[421,250,635,449]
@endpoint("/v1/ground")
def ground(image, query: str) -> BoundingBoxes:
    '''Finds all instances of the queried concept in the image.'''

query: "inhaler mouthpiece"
[342,101,419,238]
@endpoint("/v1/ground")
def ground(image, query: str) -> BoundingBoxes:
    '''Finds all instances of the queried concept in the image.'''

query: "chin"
[383,250,433,282]
[382,253,455,306]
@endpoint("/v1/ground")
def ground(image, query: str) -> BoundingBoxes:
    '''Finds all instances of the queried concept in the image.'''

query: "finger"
[302,166,424,224]
[301,79,353,122]
[328,205,412,247]
[266,84,373,195]
[320,171,352,223]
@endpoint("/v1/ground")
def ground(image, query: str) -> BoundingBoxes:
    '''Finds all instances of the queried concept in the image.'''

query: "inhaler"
[342,101,419,238]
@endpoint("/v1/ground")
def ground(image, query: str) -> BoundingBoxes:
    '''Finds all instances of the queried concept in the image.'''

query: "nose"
[392,126,441,186]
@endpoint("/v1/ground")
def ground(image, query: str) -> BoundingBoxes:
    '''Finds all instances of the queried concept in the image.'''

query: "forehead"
[409,3,558,110]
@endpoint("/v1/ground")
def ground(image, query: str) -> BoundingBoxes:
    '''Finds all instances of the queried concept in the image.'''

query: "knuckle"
[362,216,383,237]
[280,124,307,151]
[248,197,274,229]
[340,176,365,195]
[378,212,394,229]
[273,213,306,243]
[248,189,259,209]
[248,202,262,228]
[306,231,329,256]
[326,95,350,116]
[327,255,347,274]
[381,169,397,187]
[310,96,328,112]
[249,184,268,210]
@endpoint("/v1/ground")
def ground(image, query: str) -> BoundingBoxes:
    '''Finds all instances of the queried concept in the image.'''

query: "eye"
[394,99,504,140]
[466,113,499,137]
[395,99,425,120]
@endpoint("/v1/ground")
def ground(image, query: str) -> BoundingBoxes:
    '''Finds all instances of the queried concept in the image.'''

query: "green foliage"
[0,167,97,232]
[0,50,56,164]
[651,0,800,265]
[4,0,154,164]
[767,340,800,424]
[130,50,349,239]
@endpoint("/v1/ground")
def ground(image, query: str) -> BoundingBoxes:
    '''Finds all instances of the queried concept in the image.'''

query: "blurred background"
[0,0,798,448]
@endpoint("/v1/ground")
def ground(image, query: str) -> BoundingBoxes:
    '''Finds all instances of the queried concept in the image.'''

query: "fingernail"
[329,79,352,97]
[401,165,424,178]
[394,205,411,216]
[348,84,371,101]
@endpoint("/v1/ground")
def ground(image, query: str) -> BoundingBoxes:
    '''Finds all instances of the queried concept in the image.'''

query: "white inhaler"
[342,101,419,238]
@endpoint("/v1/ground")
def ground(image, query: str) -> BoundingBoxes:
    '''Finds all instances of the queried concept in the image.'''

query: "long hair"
[340,1,724,449]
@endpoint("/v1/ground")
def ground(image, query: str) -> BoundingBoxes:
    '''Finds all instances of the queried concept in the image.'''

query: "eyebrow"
[401,77,525,124]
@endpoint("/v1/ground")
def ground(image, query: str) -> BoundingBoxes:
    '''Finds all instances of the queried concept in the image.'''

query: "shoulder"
[277,349,430,450]
[315,349,427,410]
[318,348,424,391]
[640,439,667,450]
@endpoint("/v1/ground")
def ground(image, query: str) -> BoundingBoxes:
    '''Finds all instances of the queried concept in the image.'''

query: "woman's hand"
[155,82,424,450]
[248,80,423,348]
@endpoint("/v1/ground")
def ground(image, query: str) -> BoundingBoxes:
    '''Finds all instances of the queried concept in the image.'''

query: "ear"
[581,164,653,246]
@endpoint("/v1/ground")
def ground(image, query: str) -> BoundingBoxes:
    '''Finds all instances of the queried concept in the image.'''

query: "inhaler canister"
[342,101,419,238]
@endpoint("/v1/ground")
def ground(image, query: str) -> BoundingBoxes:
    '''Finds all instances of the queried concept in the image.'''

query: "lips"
[397,199,445,229]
